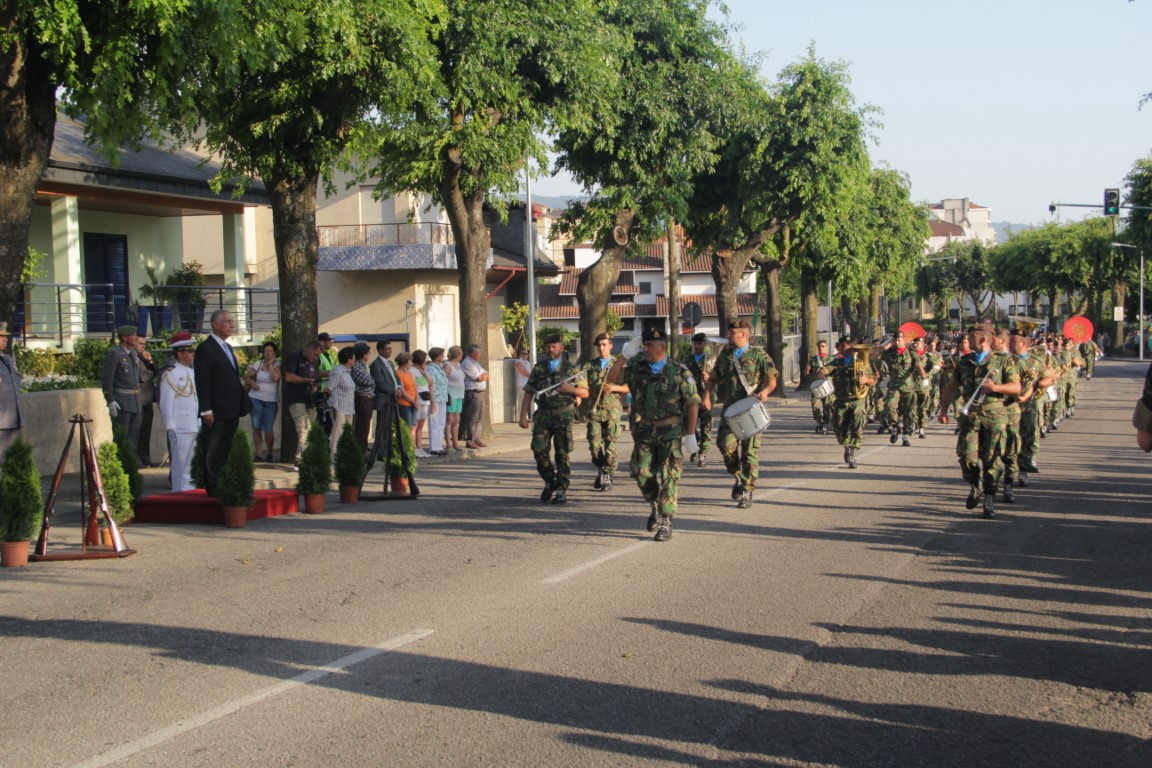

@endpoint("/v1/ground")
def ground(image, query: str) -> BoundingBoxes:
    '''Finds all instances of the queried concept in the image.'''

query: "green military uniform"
[583,356,623,485]
[807,353,836,433]
[823,352,871,467]
[711,345,777,497]
[523,358,586,498]
[1063,344,1083,415]
[953,350,1022,515]
[909,350,933,436]
[869,353,887,427]
[1080,340,1100,379]
[620,353,700,519]
[881,345,919,441]
[924,349,945,415]
[680,349,713,460]
[1014,350,1048,478]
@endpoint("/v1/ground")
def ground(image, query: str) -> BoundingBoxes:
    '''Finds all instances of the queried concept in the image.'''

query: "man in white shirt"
[459,343,489,448]
[159,332,199,492]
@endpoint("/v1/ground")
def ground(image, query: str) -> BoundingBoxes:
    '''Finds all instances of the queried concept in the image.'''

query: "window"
[563,248,575,267]
[638,281,652,295]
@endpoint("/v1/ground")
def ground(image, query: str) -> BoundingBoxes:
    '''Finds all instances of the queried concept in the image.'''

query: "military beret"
[642,327,666,342]
[170,331,195,349]
[117,324,138,338]
[838,335,853,345]
[692,332,707,343]
[544,333,563,345]
[728,319,752,330]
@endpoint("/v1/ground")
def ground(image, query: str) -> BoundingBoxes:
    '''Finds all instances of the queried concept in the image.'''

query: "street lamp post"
[1111,242,1142,361]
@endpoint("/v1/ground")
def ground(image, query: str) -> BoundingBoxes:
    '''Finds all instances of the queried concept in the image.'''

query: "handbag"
[419,390,431,402]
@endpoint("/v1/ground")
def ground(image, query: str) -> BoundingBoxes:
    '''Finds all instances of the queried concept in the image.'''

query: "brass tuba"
[852,343,873,398]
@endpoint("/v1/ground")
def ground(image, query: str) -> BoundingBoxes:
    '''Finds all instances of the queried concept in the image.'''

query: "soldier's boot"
[902,434,911,447]
[1002,481,1016,503]
[890,426,900,444]
[654,515,672,542]
[1039,425,1048,438]
[1018,471,1029,488]
[1021,461,1040,473]
[601,474,613,492]
[965,484,981,510]
[551,487,567,505]
[918,428,927,439]
[737,490,752,509]
[1069,407,1076,417]
[814,422,823,434]
[696,451,706,467]
[1050,419,1059,431]
[982,493,996,519]
[593,468,603,490]
[877,424,888,435]
[731,481,743,500]
[688,452,698,465]
[540,478,556,502]
[847,447,858,470]
[843,447,850,465]
[646,501,659,532]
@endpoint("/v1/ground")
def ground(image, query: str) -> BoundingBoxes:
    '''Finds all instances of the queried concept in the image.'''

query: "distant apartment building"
[925,197,997,253]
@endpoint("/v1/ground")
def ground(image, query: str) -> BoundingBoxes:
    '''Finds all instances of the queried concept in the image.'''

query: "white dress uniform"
[159,359,199,492]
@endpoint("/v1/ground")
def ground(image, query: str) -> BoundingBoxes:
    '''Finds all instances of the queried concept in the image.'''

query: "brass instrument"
[852,343,873,398]
[960,371,994,416]
[533,372,582,400]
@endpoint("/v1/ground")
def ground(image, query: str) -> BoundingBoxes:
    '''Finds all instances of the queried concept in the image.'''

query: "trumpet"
[852,344,873,398]
[960,371,994,416]
[533,372,582,400]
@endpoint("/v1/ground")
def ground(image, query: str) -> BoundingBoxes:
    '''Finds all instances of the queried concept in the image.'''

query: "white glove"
[107,401,121,419]
[684,433,699,457]
[622,335,643,358]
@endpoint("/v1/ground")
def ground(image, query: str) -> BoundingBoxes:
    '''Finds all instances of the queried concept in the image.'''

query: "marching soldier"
[702,319,777,509]
[1062,337,1083,417]
[1009,327,1056,487]
[607,328,699,542]
[991,329,1022,503]
[821,336,876,469]
[925,339,945,418]
[939,326,1022,519]
[519,334,589,505]
[910,336,932,439]
[881,331,919,446]
[1080,337,1101,380]
[806,339,836,435]
[583,333,627,491]
[680,332,714,465]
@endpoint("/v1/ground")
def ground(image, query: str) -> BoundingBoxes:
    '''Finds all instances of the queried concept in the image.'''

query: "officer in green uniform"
[909,336,933,439]
[680,332,713,465]
[519,334,589,504]
[1009,327,1055,488]
[806,339,836,435]
[924,339,945,421]
[991,329,1023,503]
[702,319,777,509]
[939,326,1022,519]
[820,336,876,469]
[1080,338,1100,380]
[583,332,626,491]
[1062,337,1083,417]
[881,331,920,446]
[608,327,699,541]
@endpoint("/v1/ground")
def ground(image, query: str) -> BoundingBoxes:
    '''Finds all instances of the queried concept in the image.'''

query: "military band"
[806,340,836,435]
[820,336,877,469]
[679,332,714,465]
[583,332,627,491]
[519,333,589,505]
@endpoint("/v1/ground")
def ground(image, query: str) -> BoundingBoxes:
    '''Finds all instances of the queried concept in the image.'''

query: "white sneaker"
[414,449,431,458]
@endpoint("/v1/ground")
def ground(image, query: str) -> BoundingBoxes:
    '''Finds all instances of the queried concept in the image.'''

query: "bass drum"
[724,396,772,440]
[809,378,834,399]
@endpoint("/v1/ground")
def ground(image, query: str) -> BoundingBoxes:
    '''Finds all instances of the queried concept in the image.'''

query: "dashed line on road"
[67,629,435,768]
[540,541,652,584]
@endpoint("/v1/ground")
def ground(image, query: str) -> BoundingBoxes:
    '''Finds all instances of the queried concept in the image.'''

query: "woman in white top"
[443,346,467,451]
[245,341,281,462]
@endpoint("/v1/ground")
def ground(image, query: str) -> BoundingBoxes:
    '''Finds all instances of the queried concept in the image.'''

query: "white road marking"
[541,541,652,584]
[68,629,435,768]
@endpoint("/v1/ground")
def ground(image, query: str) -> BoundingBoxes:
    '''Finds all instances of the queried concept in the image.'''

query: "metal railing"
[17,283,116,346]
[318,222,454,247]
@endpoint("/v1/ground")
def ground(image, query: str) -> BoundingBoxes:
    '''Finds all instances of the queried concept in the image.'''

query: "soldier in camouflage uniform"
[909,336,933,439]
[924,339,945,418]
[881,331,921,446]
[608,327,699,542]
[583,333,627,491]
[939,326,1022,519]
[870,339,889,431]
[518,334,589,505]
[680,333,714,465]
[1009,328,1055,488]
[991,329,1022,503]
[820,336,877,469]
[1061,336,1083,417]
[1080,338,1100,380]
[703,319,778,509]
[806,340,836,435]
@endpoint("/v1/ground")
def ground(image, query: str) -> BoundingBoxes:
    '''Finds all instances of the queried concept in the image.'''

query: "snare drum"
[809,378,834,399]
[724,396,772,440]
[1045,384,1059,402]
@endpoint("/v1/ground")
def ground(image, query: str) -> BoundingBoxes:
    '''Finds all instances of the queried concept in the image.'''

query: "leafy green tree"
[551,0,732,361]
[371,0,617,376]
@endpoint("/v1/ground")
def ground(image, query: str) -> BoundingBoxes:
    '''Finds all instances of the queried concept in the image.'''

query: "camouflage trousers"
[868,387,884,422]
[1062,374,1077,410]
[885,388,916,434]
[810,394,835,426]
[928,378,942,416]
[1019,399,1042,469]
[692,405,713,454]
[586,413,621,476]
[717,416,762,492]
[531,415,575,491]
[1000,403,1021,481]
[911,388,930,430]
[833,397,867,449]
[629,425,684,517]
[956,402,1009,494]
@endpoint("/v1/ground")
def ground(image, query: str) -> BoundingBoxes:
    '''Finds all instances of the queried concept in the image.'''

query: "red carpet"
[133,489,301,525]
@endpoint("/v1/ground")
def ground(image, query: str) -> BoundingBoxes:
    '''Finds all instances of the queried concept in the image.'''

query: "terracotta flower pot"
[339,485,360,504]
[389,476,409,494]
[302,493,326,514]
[0,541,31,567]
[100,528,114,547]
[223,506,249,528]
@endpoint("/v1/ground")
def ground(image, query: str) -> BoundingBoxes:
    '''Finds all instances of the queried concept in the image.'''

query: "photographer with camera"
[283,341,322,469]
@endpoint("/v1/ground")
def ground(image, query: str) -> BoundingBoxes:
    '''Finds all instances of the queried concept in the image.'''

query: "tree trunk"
[763,263,786,398]
[576,209,634,362]
[266,167,321,462]
[1046,289,1058,330]
[667,217,681,352]
[868,283,882,339]
[0,34,57,327]
[798,266,819,388]
[1113,280,1127,355]
[840,295,866,339]
[711,248,753,332]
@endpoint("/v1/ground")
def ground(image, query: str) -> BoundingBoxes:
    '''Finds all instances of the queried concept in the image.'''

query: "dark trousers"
[202,416,240,497]
[370,401,397,466]
[137,404,155,465]
[113,409,143,461]
[465,389,486,442]
[354,395,375,455]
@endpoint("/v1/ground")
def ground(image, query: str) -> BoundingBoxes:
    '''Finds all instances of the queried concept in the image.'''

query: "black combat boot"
[982,494,996,519]
[848,447,858,469]
[965,484,981,510]
[647,501,659,532]
[654,515,672,541]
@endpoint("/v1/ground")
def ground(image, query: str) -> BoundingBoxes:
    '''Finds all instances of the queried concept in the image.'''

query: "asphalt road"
[2,359,1150,767]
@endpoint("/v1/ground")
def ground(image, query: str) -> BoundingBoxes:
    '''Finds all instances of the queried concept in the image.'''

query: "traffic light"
[1104,188,1120,216]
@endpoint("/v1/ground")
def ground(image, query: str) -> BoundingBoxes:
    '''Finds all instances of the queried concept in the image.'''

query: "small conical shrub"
[112,424,143,501]
[96,441,134,526]
[0,438,44,542]
[295,421,331,495]
[216,433,255,508]
[334,423,366,487]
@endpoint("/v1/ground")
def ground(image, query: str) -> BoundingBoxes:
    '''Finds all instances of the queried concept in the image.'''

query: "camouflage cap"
[544,333,564,345]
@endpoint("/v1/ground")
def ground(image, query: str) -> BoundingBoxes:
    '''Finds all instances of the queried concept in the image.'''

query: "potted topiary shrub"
[296,420,331,513]
[136,264,175,335]
[334,423,365,503]
[216,434,256,528]
[96,442,134,544]
[0,438,44,567]
[387,420,417,494]
[166,261,207,333]
[111,424,143,502]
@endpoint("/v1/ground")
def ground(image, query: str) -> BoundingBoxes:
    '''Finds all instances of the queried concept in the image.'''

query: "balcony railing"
[318,222,454,247]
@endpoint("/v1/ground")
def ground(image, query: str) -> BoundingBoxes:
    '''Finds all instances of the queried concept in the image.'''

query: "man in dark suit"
[194,309,252,496]
[368,340,400,469]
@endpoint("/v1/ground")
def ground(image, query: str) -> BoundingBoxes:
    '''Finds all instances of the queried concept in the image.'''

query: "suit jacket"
[369,357,399,410]
[0,352,23,430]
[194,336,252,420]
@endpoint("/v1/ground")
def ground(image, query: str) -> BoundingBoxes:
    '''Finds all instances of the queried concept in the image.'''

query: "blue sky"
[534,0,1152,226]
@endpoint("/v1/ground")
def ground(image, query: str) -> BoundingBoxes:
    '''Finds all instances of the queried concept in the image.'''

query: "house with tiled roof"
[925,198,997,253]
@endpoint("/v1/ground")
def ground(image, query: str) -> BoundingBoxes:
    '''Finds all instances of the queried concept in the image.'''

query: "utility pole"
[667,218,681,344]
